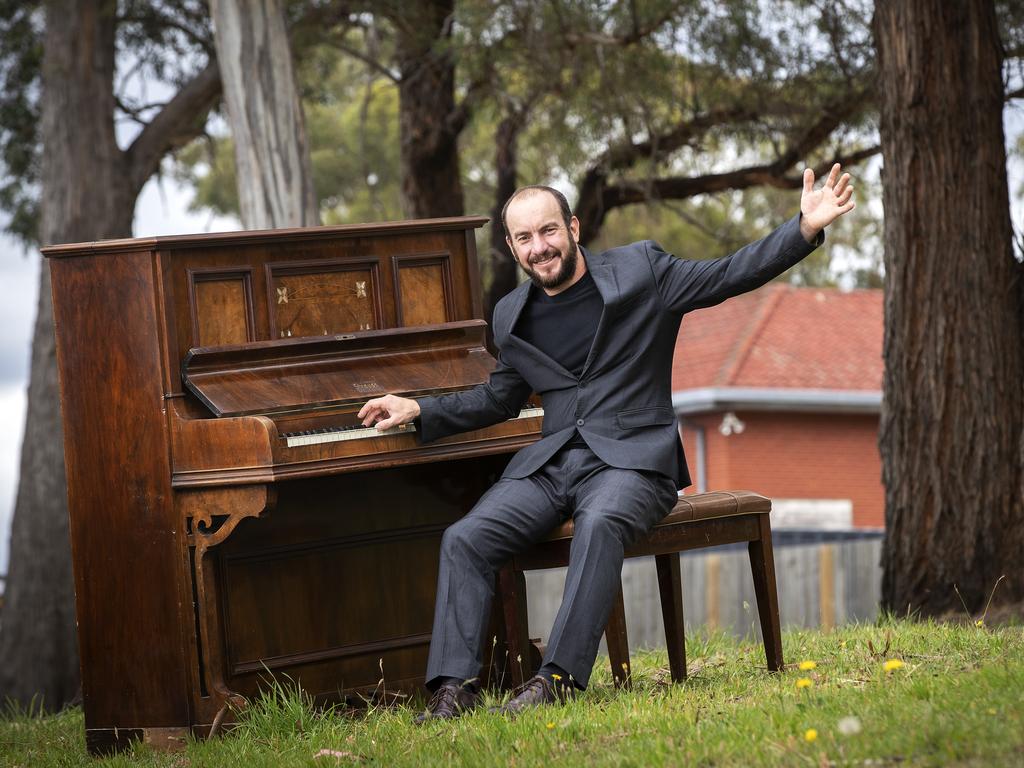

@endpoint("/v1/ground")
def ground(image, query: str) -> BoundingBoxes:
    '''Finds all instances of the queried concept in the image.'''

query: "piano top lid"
[41,215,490,258]
[182,320,495,417]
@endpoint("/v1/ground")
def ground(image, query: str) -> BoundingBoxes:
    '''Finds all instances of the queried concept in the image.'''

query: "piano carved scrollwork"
[182,485,278,712]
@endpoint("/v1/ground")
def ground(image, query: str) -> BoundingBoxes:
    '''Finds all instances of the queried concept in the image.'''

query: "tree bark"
[0,0,132,709]
[874,0,1024,615]
[484,111,527,330]
[210,0,320,228]
[393,0,465,218]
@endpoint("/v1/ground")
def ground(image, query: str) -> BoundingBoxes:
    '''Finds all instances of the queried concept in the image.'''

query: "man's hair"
[501,185,573,238]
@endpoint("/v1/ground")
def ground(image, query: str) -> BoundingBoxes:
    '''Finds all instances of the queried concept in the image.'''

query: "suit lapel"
[580,251,619,377]
[502,281,577,379]
[502,247,619,381]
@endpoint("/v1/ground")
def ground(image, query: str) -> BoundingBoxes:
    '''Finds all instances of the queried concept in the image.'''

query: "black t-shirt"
[514,270,603,377]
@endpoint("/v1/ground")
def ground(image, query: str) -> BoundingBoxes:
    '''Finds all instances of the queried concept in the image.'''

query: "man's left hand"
[800,162,856,242]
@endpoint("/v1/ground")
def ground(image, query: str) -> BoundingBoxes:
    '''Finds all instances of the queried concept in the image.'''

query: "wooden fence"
[523,536,883,651]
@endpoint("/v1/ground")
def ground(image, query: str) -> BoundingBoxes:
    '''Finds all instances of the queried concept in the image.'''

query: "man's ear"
[506,236,516,258]
[570,215,581,243]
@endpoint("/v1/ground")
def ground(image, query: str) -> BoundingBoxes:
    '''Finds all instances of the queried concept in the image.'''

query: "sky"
[0,111,1022,579]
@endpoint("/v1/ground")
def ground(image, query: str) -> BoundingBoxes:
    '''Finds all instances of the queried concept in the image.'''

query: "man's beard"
[519,238,579,290]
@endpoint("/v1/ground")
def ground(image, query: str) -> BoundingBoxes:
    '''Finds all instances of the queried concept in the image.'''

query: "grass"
[3,616,1023,767]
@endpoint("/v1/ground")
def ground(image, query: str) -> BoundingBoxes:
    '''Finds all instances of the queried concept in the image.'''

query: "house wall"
[678,411,884,528]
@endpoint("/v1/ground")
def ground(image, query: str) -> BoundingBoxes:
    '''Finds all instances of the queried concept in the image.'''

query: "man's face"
[505,192,582,294]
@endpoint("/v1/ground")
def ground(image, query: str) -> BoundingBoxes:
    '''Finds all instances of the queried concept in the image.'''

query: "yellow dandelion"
[804,728,818,742]
[975,619,985,628]
[798,660,817,671]
[796,677,813,689]
[551,673,562,681]
[882,659,904,672]
[987,708,997,715]
[546,722,555,730]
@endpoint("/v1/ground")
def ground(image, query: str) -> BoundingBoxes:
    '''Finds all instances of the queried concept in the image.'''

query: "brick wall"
[678,411,884,529]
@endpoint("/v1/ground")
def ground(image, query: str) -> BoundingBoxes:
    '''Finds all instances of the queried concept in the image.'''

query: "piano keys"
[44,216,542,754]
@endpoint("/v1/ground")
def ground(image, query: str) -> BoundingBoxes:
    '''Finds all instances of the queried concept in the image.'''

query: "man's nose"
[528,233,548,255]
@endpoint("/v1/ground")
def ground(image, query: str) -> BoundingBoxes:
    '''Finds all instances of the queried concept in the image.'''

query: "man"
[359,163,855,721]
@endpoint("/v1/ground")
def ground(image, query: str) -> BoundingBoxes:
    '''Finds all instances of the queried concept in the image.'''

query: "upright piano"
[44,217,541,754]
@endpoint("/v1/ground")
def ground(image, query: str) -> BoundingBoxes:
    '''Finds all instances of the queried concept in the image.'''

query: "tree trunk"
[0,0,134,709]
[210,0,320,228]
[395,0,464,218]
[484,112,526,329]
[874,0,1024,615]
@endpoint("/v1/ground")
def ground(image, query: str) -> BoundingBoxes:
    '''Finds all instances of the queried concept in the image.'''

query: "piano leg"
[182,484,277,728]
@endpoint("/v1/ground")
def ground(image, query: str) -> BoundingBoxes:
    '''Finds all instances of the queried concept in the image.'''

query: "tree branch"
[323,38,400,82]
[563,0,684,47]
[598,145,879,222]
[574,79,875,242]
[125,58,222,196]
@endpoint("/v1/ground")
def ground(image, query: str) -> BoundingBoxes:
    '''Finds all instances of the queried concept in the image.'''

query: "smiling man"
[359,164,855,722]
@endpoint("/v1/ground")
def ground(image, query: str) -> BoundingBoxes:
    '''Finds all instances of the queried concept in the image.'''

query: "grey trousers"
[425,446,678,689]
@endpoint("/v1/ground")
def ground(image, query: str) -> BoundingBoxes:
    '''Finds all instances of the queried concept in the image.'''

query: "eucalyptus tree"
[875,0,1024,616]
[0,0,221,708]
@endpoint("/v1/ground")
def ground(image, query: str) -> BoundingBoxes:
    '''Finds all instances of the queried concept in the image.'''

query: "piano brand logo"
[353,381,381,393]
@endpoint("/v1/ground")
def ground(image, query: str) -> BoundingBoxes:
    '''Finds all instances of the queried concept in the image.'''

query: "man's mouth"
[531,251,559,267]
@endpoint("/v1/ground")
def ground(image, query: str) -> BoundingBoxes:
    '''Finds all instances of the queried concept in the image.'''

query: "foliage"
[0,1,42,245]
[2,618,1023,766]
[0,0,213,247]
[175,0,888,286]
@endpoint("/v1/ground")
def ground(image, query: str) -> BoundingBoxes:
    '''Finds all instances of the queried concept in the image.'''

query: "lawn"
[3,616,1023,767]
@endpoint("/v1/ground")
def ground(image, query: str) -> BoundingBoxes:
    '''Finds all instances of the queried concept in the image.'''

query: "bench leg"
[748,515,784,671]
[605,585,631,688]
[655,553,687,682]
[497,563,532,687]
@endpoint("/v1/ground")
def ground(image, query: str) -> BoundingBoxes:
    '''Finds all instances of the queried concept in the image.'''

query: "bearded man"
[359,163,855,721]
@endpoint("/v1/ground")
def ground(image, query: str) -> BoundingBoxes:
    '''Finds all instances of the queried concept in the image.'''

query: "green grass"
[3,617,1023,766]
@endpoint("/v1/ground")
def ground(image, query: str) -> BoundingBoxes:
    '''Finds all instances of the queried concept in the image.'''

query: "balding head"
[501,185,573,238]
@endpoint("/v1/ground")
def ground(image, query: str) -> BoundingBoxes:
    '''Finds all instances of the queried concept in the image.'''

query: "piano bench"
[497,490,783,688]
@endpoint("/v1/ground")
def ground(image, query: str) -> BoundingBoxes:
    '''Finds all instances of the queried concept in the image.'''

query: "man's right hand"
[358,394,421,431]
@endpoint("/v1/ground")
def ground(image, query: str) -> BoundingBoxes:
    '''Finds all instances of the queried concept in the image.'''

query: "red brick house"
[672,284,885,529]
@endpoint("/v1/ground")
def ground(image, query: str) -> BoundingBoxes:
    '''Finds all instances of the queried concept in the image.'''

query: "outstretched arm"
[650,162,857,313]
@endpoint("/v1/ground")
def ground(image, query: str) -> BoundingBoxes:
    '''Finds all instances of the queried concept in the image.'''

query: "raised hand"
[358,394,421,431]
[800,163,856,242]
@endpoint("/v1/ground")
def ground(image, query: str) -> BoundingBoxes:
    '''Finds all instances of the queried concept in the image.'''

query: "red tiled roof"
[672,284,883,391]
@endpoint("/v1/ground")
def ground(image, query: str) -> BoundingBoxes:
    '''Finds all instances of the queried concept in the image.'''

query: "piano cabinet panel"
[266,259,383,338]
[164,226,482,374]
[188,268,255,347]
[186,455,510,710]
[392,253,456,327]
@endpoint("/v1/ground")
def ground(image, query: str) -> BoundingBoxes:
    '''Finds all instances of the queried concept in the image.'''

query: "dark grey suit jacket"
[418,213,820,489]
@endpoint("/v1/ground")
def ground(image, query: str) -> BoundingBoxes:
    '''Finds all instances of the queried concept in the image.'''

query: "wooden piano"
[44,216,541,754]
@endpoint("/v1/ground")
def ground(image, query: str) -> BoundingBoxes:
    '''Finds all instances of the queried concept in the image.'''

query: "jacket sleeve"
[646,213,822,314]
[415,349,533,443]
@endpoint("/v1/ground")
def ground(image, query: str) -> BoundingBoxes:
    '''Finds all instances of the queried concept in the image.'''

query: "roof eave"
[672,387,882,415]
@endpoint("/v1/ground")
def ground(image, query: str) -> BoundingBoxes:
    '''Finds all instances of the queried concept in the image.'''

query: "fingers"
[803,167,814,195]
[836,184,854,206]
[358,397,383,421]
[833,172,851,197]
[825,162,841,189]
[359,396,391,426]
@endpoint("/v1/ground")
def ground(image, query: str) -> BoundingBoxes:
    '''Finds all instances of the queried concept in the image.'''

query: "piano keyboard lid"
[182,320,496,418]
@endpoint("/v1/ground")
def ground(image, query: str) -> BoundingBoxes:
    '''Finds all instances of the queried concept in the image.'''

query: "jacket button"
[576,418,585,427]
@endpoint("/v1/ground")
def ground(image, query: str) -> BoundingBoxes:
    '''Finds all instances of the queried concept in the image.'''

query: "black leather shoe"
[413,683,481,724]
[495,675,574,716]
